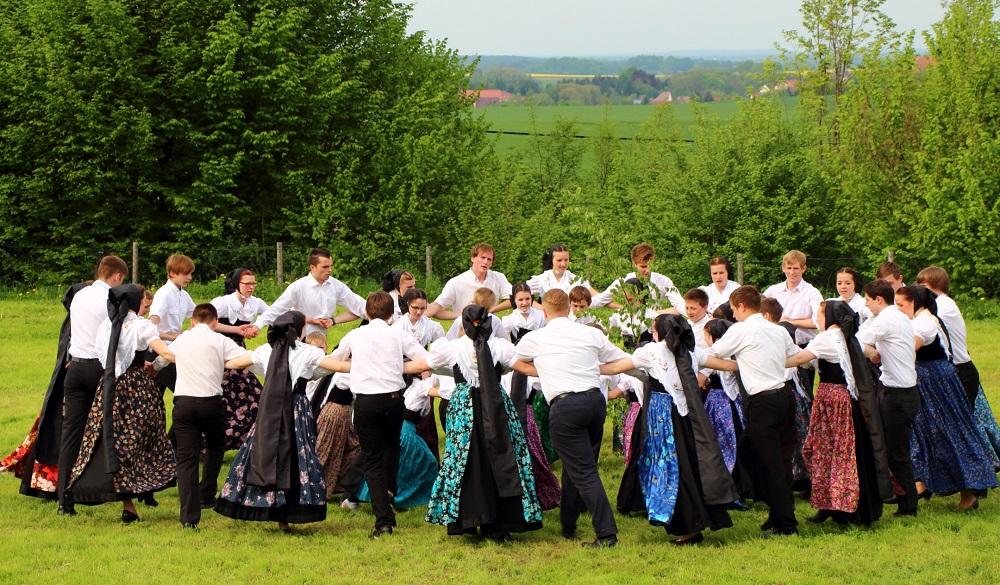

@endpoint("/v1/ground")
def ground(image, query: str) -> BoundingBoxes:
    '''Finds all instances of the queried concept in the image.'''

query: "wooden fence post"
[887,250,895,263]
[736,253,745,285]
[276,241,284,284]
[132,241,139,284]
[425,245,433,282]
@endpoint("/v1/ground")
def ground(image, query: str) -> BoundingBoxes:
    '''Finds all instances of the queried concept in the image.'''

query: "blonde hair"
[304,331,328,351]
[542,289,570,314]
[472,287,497,309]
[781,250,807,268]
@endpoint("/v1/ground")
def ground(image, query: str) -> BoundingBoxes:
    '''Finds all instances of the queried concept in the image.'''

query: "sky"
[405,0,947,56]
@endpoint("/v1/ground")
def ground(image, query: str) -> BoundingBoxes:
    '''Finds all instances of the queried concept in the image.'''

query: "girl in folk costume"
[699,256,740,314]
[786,301,889,525]
[830,267,872,325]
[526,244,595,298]
[211,268,269,450]
[619,314,736,545]
[67,285,176,522]
[896,286,998,510]
[393,287,445,459]
[214,311,350,530]
[421,306,542,540]
[382,269,416,320]
[1,283,87,499]
[501,283,545,344]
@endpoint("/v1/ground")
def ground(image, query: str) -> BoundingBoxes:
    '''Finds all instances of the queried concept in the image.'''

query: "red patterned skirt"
[802,382,858,512]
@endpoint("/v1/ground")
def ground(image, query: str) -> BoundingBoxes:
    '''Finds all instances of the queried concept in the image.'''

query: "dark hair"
[191,303,218,324]
[683,288,709,306]
[401,288,428,306]
[366,291,395,321]
[708,256,733,280]
[96,255,128,280]
[729,285,761,312]
[569,285,592,305]
[541,244,569,272]
[836,266,863,294]
[863,279,894,305]
[512,282,532,299]
[877,260,903,281]
[623,277,649,305]
[897,285,938,314]
[309,248,332,267]
[712,302,735,321]
[916,266,950,295]
[760,297,783,321]
[705,318,734,342]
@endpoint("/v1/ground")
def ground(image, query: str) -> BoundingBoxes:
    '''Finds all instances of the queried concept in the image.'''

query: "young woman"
[526,244,593,297]
[831,267,871,325]
[501,283,545,344]
[786,301,885,525]
[211,268,269,450]
[421,305,542,541]
[393,287,446,457]
[699,256,740,313]
[67,285,176,522]
[382,269,416,319]
[896,286,998,510]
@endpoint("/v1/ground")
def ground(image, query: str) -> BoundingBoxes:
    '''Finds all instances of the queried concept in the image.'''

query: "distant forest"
[469,54,765,75]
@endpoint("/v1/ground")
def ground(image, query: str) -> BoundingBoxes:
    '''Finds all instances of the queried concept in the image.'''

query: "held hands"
[240,324,260,339]
[308,317,334,329]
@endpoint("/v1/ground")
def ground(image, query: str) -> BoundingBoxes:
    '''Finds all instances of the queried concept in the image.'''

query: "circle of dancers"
[3,244,999,546]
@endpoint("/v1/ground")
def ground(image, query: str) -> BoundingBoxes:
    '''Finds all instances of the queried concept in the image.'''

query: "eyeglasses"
[240,281,257,287]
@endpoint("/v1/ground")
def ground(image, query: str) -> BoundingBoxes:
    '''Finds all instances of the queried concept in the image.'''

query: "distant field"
[478,100,796,156]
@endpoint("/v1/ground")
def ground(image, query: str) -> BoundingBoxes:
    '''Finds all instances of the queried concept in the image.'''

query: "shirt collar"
[94,280,112,290]
[784,279,807,293]
[193,323,212,331]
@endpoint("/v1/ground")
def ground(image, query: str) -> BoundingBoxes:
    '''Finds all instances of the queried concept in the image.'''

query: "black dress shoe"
[582,535,617,548]
[121,509,141,524]
[140,494,159,507]
[561,526,578,540]
[57,504,77,516]
[892,509,917,518]
[760,520,773,531]
[761,527,798,538]
[917,490,933,501]
[370,525,394,539]
[671,533,704,546]
[807,510,833,524]
[182,522,199,530]
[200,497,217,509]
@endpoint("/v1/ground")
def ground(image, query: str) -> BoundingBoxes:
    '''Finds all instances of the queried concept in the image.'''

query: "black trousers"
[549,389,617,539]
[155,363,177,394]
[353,392,404,528]
[57,358,102,506]
[173,396,226,525]
[880,385,920,513]
[955,361,981,407]
[745,387,798,532]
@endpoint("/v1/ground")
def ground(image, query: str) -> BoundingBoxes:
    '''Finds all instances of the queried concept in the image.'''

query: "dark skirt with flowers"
[910,359,999,494]
[1,416,59,499]
[972,386,1000,471]
[426,382,542,535]
[532,391,558,463]
[222,367,264,450]
[68,366,176,503]
[704,388,744,474]
[791,386,812,485]
[314,402,360,498]
[215,393,327,524]
[524,407,561,510]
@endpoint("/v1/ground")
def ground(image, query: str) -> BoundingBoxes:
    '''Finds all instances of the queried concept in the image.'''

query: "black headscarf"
[32,282,88,467]
[462,304,523,498]
[249,310,305,490]
[824,300,894,498]
[98,284,146,474]
[907,285,953,355]
[713,302,735,322]
[704,318,734,343]
[653,314,740,505]
[381,269,410,315]
[224,267,250,296]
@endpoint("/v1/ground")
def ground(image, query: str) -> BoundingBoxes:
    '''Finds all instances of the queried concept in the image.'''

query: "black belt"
[70,357,100,364]
[355,391,402,400]
[549,387,601,407]
[749,386,786,398]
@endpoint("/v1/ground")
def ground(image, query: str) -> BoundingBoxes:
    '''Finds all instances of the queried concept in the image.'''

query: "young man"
[916,266,979,405]
[425,243,513,320]
[57,255,128,515]
[876,261,906,291]
[591,242,683,313]
[512,289,631,548]
[251,248,366,338]
[857,279,920,516]
[330,292,430,538]
[703,285,801,536]
[762,250,823,346]
[165,304,251,528]
[569,285,596,325]
[684,288,711,346]
[699,256,740,313]
[149,254,197,392]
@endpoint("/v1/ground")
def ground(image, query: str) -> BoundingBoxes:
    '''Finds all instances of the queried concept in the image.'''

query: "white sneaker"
[340,498,359,512]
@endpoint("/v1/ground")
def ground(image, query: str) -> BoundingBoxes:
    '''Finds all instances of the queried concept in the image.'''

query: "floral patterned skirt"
[532,391,558,463]
[215,393,327,524]
[314,402,360,498]
[358,420,439,509]
[791,386,812,484]
[704,389,744,473]
[638,392,680,525]
[0,416,59,499]
[426,382,542,534]
[972,386,1000,471]
[524,408,561,510]
[222,368,264,451]
[801,383,858,513]
[910,359,999,494]
[68,366,175,502]
[621,401,642,465]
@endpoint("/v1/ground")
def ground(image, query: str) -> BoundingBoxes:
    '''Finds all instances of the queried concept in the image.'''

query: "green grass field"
[1,296,999,584]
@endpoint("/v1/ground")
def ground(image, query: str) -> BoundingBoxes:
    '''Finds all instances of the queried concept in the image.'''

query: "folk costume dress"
[908,305,998,495]
[1,283,87,499]
[799,302,886,524]
[311,373,361,498]
[425,306,543,537]
[211,268,268,450]
[67,285,175,503]
[215,311,331,524]
[394,311,446,461]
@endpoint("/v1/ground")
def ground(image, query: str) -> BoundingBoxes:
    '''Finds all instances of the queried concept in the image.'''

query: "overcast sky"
[406,0,946,56]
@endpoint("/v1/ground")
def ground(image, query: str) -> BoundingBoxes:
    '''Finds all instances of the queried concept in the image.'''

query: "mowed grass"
[1,296,999,585]
[479,99,798,156]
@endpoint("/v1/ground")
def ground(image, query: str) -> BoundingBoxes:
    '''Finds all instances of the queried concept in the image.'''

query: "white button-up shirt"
[933,295,970,364]
[171,324,250,397]
[501,307,546,341]
[710,313,801,395]
[427,336,518,387]
[250,340,331,382]
[762,279,823,344]
[526,269,590,297]
[591,271,684,311]
[68,280,112,360]
[856,305,917,388]
[255,274,366,337]
[433,269,513,311]
[211,292,269,324]
[331,319,430,395]
[149,280,196,344]
[96,313,159,377]
[515,317,630,403]
[700,280,741,313]
[393,315,445,347]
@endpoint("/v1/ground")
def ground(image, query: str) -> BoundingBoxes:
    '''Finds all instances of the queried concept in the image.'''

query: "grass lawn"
[1,295,999,584]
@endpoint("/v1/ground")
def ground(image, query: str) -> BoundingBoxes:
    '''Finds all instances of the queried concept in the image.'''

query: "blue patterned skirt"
[973,386,1000,471]
[791,387,812,484]
[358,420,438,509]
[704,389,744,473]
[215,393,327,523]
[910,359,999,494]
[638,392,680,524]
[425,382,542,535]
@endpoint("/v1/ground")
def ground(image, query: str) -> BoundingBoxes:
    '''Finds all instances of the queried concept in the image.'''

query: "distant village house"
[464,89,513,107]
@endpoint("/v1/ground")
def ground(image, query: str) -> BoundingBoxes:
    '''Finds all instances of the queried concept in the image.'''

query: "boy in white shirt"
[149,254,196,392]
[591,242,683,313]
[426,242,513,320]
